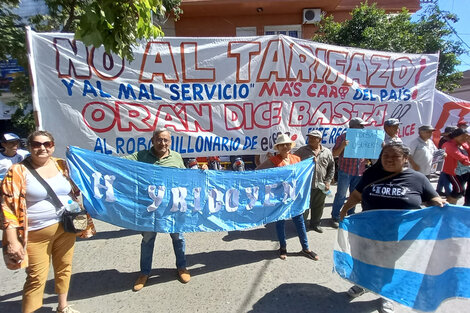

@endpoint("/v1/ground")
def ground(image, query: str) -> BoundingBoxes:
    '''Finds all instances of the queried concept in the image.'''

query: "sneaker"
[311,225,323,233]
[330,219,339,229]
[56,305,79,313]
[301,249,319,261]
[347,285,366,298]
[279,247,287,260]
[178,268,191,283]
[133,274,149,291]
[379,298,394,313]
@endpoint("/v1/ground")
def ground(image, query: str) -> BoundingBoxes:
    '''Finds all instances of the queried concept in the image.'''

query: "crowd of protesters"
[1,118,467,313]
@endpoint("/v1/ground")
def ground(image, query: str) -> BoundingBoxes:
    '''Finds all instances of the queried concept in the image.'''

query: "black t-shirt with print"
[355,167,438,211]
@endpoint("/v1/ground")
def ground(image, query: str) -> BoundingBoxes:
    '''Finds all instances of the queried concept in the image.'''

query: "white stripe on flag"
[337,228,470,275]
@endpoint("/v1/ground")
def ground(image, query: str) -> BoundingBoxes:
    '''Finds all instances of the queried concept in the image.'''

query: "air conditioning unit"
[303,8,322,24]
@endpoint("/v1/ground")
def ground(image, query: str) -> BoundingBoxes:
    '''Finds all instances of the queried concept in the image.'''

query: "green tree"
[312,2,466,92]
[0,0,181,134]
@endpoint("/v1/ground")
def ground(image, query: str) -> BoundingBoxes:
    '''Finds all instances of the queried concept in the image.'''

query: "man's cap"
[457,121,468,127]
[307,130,322,138]
[349,117,366,128]
[274,133,296,149]
[2,133,20,142]
[418,125,436,132]
[449,128,468,139]
[443,126,458,135]
[384,118,402,127]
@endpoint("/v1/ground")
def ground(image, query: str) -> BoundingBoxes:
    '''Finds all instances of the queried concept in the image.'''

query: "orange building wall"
[175,0,420,39]
[176,14,321,39]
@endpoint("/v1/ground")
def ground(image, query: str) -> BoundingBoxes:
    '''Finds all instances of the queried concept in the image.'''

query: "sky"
[413,0,470,72]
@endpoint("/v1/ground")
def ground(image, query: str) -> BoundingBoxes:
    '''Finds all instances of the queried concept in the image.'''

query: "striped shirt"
[334,133,367,176]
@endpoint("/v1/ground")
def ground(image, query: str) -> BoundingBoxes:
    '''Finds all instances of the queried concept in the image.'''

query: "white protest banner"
[431,90,470,146]
[27,29,439,157]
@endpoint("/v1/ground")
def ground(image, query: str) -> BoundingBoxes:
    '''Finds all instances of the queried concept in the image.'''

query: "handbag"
[24,161,87,233]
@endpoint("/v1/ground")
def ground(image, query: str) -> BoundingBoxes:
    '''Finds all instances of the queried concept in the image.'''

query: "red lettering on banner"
[325,50,348,85]
[51,36,429,89]
[368,55,391,88]
[432,101,470,145]
[287,44,316,82]
[288,101,387,127]
[181,42,215,82]
[224,101,282,129]
[82,101,213,133]
[90,47,125,80]
[257,40,287,82]
[54,38,124,80]
[54,38,91,79]
[227,41,261,83]
[398,123,416,137]
[224,103,254,130]
[139,42,179,83]
[82,102,116,132]
[345,53,367,86]
[391,57,416,88]
[313,48,328,83]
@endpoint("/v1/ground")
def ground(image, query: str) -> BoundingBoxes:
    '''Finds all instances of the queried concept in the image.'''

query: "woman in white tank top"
[1,130,81,313]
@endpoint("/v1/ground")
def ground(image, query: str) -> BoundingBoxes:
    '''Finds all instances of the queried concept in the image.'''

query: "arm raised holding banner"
[337,142,446,313]
[256,133,319,261]
[121,128,191,291]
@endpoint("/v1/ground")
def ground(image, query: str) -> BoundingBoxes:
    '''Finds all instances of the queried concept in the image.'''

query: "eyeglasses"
[154,138,170,144]
[30,141,54,149]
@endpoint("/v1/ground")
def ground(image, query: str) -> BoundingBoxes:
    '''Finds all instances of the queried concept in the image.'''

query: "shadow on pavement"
[4,249,278,300]
[247,283,380,313]
[222,221,315,242]
[222,219,338,242]
[78,228,138,241]
[146,249,278,288]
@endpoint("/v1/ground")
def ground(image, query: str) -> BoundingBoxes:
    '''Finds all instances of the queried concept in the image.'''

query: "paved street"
[1,178,467,313]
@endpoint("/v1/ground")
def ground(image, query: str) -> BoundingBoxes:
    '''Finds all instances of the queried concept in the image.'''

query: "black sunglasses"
[30,141,54,149]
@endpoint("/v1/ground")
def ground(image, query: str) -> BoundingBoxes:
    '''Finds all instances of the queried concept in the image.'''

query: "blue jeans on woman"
[140,231,186,275]
[331,170,362,221]
[436,172,452,195]
[275,214,309,250]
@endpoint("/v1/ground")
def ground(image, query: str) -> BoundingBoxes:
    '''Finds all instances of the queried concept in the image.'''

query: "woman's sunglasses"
[30,141,55,149]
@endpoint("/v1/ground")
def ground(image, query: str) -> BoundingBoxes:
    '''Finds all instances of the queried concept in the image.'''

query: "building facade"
[165,0,421,38]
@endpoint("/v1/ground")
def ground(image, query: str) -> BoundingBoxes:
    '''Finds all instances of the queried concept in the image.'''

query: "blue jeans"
[331,170,362,221]
[275,214,309,250]
[140,232,186,275]
[436,172,452,195]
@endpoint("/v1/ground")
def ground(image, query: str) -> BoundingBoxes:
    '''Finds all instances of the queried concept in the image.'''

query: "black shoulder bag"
[24,160,87,233]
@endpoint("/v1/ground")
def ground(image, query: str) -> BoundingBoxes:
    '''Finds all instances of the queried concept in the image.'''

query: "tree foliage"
[0,0,181,134]
[312,2,466,92]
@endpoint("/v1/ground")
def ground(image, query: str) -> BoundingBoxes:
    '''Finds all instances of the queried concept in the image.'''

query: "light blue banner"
[344,129,385,159]
[334,206,470,312]
[66,146,315,233]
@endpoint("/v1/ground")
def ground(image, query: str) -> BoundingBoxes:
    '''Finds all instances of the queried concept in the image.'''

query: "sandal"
[279,248,287,260]
[301,249,319,261]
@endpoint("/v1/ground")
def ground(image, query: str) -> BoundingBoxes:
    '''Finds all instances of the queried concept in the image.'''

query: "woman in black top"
[340,143,445,217]
[338,142,446,313]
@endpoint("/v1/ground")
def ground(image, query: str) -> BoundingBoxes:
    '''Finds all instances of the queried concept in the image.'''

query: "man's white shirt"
[0,149,29,177]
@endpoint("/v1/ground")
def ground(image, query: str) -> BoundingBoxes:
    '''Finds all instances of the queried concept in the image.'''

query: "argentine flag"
[334,206,470,312]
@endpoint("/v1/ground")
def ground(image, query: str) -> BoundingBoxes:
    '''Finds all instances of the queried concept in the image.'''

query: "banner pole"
[25,26,41,130]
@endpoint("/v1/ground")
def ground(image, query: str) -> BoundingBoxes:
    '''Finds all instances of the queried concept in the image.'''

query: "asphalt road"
[1,178,468,313]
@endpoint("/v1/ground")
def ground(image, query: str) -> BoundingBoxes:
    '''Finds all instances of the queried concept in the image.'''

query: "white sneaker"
[56,305,80,313]
[347,285,366,298]
[379,298,394,313]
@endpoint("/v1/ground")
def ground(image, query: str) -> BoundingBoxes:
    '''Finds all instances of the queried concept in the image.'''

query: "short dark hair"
[27,130,54,147]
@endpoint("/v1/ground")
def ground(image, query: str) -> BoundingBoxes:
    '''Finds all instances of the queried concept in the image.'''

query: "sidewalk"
[0,179,466,313]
